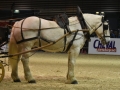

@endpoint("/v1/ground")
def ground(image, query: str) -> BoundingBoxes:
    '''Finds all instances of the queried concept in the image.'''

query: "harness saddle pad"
[55,13,69,29]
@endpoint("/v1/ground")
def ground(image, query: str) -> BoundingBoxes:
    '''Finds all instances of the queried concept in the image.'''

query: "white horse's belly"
[40,36,85,53]
[36,39,65,52]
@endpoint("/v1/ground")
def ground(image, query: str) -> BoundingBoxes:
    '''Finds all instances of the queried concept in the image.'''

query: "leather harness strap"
[38,18,41,47]
[14,16,79,52]
[77,6,90,41]
[16,18,42,45]
[16,18,54,45]
[62,28,67,52]
[20,19,25,41]
[65,30,78,52]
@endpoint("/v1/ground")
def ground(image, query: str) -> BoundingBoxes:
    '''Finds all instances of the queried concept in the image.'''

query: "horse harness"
[14,14,79,52]
[93,16,110,41]
[76,6,110,41]
[14,10,108,52]
[76,6,91,41]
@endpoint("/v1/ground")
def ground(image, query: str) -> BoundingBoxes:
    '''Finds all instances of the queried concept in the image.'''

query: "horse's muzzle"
[101,38,108,45]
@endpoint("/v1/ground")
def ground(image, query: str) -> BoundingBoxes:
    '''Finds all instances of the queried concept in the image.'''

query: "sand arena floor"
[0,51,120,90]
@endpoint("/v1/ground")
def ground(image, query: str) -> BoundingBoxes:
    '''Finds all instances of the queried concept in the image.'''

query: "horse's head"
[83,14,110,45]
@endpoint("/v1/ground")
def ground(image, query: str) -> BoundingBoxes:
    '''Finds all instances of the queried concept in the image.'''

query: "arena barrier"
[88,37,119,55]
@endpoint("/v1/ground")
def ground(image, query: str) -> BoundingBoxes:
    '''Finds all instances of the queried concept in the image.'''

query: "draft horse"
[8,11,110,84]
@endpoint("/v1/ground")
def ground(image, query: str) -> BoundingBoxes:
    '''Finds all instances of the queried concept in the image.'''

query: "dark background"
[0,0,120,30]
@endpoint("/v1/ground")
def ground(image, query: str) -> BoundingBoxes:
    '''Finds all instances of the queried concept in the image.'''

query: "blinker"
[103,25,108,30]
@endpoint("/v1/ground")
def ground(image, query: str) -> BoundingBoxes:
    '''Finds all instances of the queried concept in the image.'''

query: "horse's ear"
[101,15,108,23]
[101,13,108,22]
[101,16,104,23]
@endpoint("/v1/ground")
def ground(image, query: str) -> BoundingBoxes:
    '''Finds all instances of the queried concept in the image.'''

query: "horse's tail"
[8,26,19,61]
[9,40,18,57]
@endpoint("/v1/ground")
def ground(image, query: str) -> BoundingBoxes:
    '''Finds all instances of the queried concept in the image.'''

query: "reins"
[0,29,89,58]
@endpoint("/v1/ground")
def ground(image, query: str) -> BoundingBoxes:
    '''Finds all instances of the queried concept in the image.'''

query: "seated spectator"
[114,30,119,38]
[110,30,115,38]
[118,33,120,38]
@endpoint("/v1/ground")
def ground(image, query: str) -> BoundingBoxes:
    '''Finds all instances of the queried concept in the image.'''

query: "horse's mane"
[83,13,102,20]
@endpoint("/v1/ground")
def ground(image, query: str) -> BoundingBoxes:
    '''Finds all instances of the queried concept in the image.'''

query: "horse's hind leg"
[21,53,36,83]
[9,56,21,82]
[66,47,80,84]
[9,42,21,82]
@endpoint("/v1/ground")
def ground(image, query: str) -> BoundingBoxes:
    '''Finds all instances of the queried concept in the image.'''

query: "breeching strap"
[16,18,42,45]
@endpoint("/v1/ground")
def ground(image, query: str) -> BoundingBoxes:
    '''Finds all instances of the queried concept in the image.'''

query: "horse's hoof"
[14,79,21,82]
[71,80,78,84]
[28,80,36,83]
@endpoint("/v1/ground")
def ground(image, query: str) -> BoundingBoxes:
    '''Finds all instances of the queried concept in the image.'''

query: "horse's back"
[17,16,59,30]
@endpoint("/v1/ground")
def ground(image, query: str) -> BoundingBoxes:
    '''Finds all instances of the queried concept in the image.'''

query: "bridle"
[97,17,110,44]
[85,16,110,44]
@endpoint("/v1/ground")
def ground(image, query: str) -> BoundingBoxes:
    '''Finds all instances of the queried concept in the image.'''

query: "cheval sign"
[88,38,120,55]
[93,40,116,52]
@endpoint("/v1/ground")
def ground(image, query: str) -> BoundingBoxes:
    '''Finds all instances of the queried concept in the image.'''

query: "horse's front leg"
[66,47,80,84]
[21,53,36,83]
